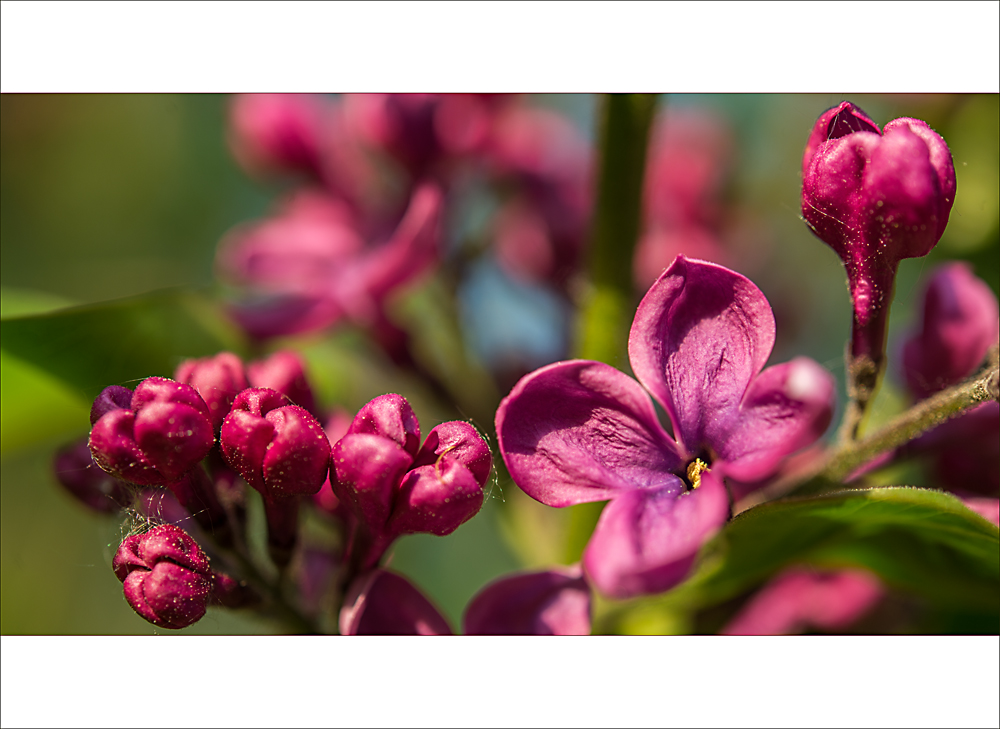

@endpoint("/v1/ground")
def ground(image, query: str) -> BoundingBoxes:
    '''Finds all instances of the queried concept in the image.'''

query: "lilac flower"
[801,101,956,371]
[899,263,999,497]
[216,183,442,340]
[220,387,331,566]
[496,256,835,599]
[339,569,453,635]
[228,93,326,180]
[53,438,131,514]
[463,564,591,635]
[88,377,215,486]
[112,524,214,629]
[331,394,491,572]
[720,567,883,635]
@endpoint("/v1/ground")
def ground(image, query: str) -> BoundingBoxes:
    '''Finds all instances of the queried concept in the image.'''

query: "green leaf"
[0,288,246,401]
[632,487,999,616]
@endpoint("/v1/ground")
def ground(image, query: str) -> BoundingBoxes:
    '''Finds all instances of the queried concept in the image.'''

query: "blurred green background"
[2,93,997,633]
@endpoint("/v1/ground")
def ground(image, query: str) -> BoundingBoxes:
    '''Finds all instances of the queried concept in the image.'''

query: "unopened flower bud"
[53,438,131,514]
[247,350,317,416]
[902,262,999,398]
[339,569,452,635]
[463,565,592,635]
[88,378,215,486]
[175,352,248,429]
[220,388,331,500]
[802,101,956,371]
[112,525,213,629]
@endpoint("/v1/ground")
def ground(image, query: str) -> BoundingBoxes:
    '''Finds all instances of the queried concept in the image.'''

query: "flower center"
[685,458,710,490]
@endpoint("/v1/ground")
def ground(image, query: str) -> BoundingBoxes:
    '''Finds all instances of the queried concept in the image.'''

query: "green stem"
[574,93,658,366]
[744,354,999,507]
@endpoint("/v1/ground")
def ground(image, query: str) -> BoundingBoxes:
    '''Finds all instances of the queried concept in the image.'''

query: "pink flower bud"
[112,525,213,629]
[220,387,331,501]
[175,352,248,429]
[463,565,592,635]
[247,350,317,416]
[53,438,131,514]
[902,262,999,398]
[802,101,956,367]
[88,378,215,486]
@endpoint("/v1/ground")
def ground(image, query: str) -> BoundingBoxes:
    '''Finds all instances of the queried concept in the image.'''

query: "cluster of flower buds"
[339,565,591,635]
[801,101,956,415]
[331,393,491,575]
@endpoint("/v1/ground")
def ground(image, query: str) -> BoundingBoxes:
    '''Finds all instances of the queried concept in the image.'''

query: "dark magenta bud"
[247,350,317,416]
[902,262,999,398]
[228,93,325,179]
[462,565,592,635]
[89,385,132,425]
[112,525,213,629]
[53,438,131,514]
[220,387,331,501]
[339,569,453,635]
[210,571,260,609]
[332,395,489,562]
[175,352,248,429]
[802,101,956,369]
[88,377,215,486]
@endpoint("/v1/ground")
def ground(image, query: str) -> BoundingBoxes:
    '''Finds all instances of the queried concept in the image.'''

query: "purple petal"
[331,433,413,531]
[130,377,212,421]
[140,562,213,629]
[139,524,212,576]
[348,393,421,459]
[496,359,682,508]
[463,565,591,635]
[716,357,835,482]
[628,256,775,456]
[339,569,453,635]
[112,534,146,582]
[412,420,492,488]
[582,471,729,599]
[721,567,883,635]
[388,455,484,537]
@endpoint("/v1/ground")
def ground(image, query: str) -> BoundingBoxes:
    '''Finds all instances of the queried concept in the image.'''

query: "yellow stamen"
[686,458,710,489]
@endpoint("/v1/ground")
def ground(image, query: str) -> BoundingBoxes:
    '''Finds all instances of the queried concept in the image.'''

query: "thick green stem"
[574,93,657,367]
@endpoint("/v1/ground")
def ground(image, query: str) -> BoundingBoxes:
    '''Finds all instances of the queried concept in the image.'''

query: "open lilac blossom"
[801,101,956,376]
[221,387,331,566]
[217,183,443,340]
[463,565,591,635]
[246,349,317,416]
[898,263,999,497]
[175,352,249,430]
[331,394,490,572]
[88,377,215,486]
[339,569,453,635]
[53,438,131,514]
[720,567,884,635]
[112,524,214,629]
[497,256,835,599]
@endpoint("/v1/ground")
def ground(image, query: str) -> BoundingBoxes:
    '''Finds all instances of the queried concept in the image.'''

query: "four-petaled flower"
[497,256,835,598]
